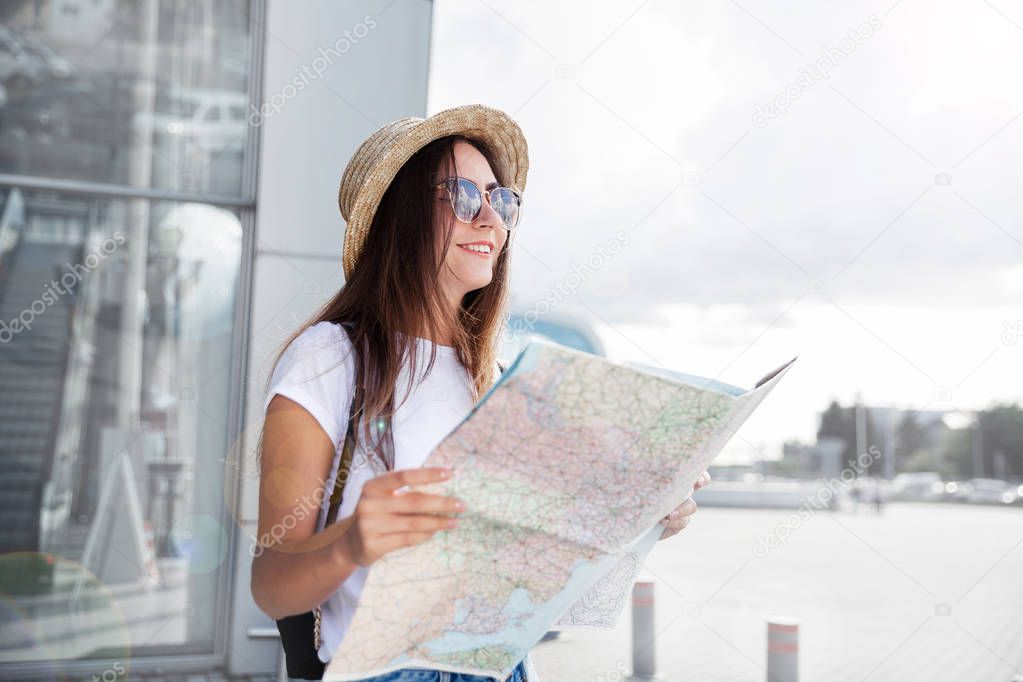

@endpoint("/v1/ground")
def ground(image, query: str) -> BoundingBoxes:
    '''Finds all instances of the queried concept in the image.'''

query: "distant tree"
[901,447,957,479]
[977,404,1023,478]
[894,412,931,469]
[938,427,972,478]
[817,401,854,464]
[817,401,1023,479]
[817,401,881,474]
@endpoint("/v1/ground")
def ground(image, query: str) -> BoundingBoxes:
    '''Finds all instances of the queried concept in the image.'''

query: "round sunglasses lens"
[491,188,521,228]
[452,178,482,222]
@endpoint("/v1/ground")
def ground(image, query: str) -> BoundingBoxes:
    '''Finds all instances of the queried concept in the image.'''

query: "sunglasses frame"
[429,173,523,230]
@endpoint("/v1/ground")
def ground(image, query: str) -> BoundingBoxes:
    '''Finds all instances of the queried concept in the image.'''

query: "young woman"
[250,105,706,682]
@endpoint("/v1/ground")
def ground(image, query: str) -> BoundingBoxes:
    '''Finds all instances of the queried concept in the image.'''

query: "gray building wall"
[227,0,433,674]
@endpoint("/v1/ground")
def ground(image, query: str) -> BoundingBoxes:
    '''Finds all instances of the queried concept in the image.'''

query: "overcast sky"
[428,0,1023,459]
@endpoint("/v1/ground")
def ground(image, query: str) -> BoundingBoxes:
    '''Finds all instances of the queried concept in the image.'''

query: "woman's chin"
[461,271,493,291]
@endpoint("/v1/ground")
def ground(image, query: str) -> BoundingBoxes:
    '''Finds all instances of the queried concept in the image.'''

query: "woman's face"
[433,140,509,304]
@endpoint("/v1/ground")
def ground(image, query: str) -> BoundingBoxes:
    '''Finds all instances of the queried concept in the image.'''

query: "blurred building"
[0,1,433,678]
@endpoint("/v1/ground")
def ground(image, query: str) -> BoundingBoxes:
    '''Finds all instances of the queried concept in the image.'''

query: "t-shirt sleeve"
[264,321,355,449]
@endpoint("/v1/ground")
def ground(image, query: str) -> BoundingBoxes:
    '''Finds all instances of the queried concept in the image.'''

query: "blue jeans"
[348,658,528,681]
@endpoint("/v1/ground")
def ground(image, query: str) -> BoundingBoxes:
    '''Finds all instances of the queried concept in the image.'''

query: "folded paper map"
[325,339,797,681]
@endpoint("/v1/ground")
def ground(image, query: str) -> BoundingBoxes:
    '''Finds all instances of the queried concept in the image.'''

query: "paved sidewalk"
[530,503,1023,681]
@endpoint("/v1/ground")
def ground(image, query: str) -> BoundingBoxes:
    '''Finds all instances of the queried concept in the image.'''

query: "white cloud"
[430,0,1023,453]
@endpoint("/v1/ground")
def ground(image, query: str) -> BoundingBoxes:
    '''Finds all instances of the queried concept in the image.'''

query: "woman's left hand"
[658,471,711,541]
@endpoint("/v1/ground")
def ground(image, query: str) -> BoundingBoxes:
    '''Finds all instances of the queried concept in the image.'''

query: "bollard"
[766,618,799,682]
[630,580,657,680]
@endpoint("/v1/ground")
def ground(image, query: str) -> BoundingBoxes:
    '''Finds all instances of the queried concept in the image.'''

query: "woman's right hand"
[339,466,465,567]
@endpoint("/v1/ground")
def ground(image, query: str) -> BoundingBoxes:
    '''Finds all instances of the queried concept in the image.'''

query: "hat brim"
[340,104,528,279]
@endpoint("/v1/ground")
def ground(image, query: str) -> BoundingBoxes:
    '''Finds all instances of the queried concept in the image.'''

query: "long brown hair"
[268,135,512,470]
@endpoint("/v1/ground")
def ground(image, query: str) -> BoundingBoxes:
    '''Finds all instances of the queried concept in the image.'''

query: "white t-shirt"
[264,321,540,674]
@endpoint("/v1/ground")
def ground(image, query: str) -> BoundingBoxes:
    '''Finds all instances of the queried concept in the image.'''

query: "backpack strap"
[325,377,361,527]
[326,323,362,526]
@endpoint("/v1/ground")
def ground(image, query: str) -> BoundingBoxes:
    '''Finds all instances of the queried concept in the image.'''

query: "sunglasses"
[430,173,523,230]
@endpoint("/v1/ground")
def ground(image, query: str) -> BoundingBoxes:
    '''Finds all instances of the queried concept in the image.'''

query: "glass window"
[0,185,243,663]
[0,1,257,669]
[0,2,254,197]
[202,105,221,122]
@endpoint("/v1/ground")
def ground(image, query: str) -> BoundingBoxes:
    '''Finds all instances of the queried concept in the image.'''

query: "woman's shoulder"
[266,321,357,445]
[273,321,356,384]
[293,320,352,347]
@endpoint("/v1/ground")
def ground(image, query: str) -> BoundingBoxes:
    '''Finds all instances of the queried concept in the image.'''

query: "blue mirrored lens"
[490,188,521,228]
[452,177,482,222]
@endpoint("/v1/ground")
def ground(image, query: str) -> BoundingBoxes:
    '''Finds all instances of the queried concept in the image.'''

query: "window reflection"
[0,2,253,195]
[0,186,242,661]
[0,1,255,666]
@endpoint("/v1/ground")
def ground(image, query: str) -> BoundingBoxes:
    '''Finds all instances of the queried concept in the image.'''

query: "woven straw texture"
[338,103,529,279]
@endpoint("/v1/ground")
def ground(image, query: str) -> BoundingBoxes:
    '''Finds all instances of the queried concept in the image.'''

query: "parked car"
[131,88,248,155]
[963,478,1016,505]
[937,480,970,503]
[890,472,942,502]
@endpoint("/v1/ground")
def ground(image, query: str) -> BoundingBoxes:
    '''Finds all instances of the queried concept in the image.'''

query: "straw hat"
[338,103,529,279]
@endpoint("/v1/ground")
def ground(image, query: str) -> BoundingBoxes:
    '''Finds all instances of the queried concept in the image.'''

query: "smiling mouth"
[457,243,493,257]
